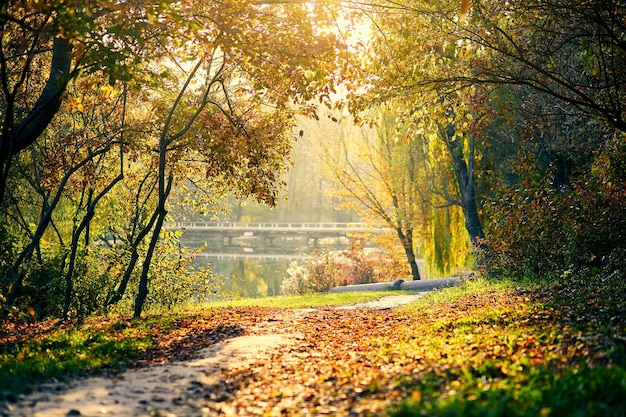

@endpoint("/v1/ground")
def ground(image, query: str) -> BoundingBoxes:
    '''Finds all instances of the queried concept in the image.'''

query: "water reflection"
[211,259,288,297]
[180,231,350,298]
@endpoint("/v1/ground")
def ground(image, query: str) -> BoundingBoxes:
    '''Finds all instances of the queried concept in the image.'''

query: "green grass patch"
[386,271,626,417]
[0,290,400,400]
[2,272,624,416]
[398,276,519,313]
[392,364,626,417]
[187,290,402,310]
[0,315,175,399]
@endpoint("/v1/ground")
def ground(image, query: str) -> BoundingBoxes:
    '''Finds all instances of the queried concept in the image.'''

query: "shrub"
[108,231,220,315]
[280,262,311,296]
[306,248,342,292]
[0,222,17,276]
[0,223,20,320]
[281,240,385,295]
[485,140,626,277]
[1,229,221,320]
[335,239,382,286]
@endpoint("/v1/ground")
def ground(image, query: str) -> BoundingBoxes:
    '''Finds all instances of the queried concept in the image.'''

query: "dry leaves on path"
[3,276,625,417]
[197,279,626,416]
[201,308,416,416]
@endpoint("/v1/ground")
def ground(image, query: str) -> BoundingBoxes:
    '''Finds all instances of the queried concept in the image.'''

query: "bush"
[281,240,384,295]
[107,231,220,315]
[0,223,20,320]
[1,229,221,320]
[0,222,17,276]
[142,235,220,311]
[280,262,311,296]
[485,140,626,277]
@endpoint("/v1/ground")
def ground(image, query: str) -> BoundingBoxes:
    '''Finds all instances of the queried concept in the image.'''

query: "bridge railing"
[164,221,375,230]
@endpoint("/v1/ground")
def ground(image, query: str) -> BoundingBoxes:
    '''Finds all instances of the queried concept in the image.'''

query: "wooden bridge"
[192,252,310,261]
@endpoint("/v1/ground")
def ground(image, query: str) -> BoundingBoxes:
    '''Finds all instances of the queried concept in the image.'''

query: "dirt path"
[3,293,427,417]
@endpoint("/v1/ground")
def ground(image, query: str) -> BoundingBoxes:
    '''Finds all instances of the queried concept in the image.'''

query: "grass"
[386,272,626,417]
[391,361,626,417]
[391,365,626,416]
[190,290,406,309]
[398,276,517,313]
[0,316,162,400]
[1,273,624,416]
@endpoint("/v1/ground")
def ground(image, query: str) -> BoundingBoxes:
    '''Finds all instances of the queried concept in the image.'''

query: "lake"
[179,229,352,298]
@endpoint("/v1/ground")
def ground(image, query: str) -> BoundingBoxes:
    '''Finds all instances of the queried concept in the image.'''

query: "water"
[180,230,350,298]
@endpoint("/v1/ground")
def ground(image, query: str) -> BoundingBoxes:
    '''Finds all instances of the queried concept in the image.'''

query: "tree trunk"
[63,171,123,319]
[457,166,484,246]
[133,211,167,318]
[105,207,160,307]
[442,122,485,245]
[397,227,421,280]
[0,37,72,204]
[6,146,108,306]
[133,174,173,318]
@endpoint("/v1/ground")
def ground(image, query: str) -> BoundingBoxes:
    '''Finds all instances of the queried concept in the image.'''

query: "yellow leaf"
[460,0,471,16]
[540,407,551,417]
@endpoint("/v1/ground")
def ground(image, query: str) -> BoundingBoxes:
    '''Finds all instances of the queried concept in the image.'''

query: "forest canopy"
[343,0,625,277]
[0,0,350,318]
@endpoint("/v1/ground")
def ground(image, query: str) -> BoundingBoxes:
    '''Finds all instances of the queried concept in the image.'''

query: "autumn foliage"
[0,0,349,319]
[281,240,384,295]
[485,139,626,277]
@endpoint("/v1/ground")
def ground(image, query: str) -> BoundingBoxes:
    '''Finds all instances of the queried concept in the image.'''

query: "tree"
[0,0,175,205]
[355,0,625,133]
[321,106,429,280]
[432,91,486,246]
[1,71,128,314]
[1,0,349,318]
[350,0,626,275]
[458,0,626,134]
[123,1,345,317]
[345,1,491,253]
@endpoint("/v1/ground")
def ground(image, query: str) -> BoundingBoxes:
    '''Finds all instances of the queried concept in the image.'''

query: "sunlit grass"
[398,275,517,313]
[0,316,160,399]
[182,290,406,310]
[3,272,624,417]
[391,364,626,417]
[386,271,626,417]
[0,290,407,399]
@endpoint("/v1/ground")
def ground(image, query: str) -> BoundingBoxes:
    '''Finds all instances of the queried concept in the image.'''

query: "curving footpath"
[3,280,462,417]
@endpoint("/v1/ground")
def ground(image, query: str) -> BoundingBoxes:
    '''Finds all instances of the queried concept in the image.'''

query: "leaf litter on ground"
[1,272,625,416]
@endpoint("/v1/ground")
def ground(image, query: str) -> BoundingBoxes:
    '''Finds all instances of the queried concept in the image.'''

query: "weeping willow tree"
[318,102,475,279]
[414,122,476,278]
[420,205,474,278]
